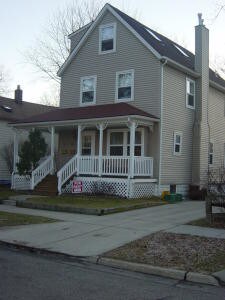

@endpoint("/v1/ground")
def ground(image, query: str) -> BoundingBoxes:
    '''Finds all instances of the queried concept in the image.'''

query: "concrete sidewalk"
[0,201,205,256]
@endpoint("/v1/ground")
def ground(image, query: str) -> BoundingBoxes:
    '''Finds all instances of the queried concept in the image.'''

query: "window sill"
[80,101,96,107]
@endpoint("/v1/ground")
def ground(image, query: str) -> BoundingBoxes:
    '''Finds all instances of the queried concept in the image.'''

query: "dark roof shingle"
[110,4,225,88]
[0,96,55,122]
[11,103,158,125]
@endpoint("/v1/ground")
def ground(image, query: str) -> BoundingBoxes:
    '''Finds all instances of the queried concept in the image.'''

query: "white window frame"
[186,78,195,109]
[106,128,144,156]
[81,131,96,156]
[209,141,214,165]
[80,75,97,106]
[173,131,182,156]
[115,69,134,102]
[99,23,117,54]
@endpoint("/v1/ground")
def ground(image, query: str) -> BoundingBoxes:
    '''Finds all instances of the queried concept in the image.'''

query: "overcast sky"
[1,0,225,104]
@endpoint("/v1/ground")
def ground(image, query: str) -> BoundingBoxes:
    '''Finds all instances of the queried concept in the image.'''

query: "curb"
[96,257,221,287]
[0,240,222,287]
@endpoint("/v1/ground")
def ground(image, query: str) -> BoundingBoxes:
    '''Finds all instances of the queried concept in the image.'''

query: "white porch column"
[98,124,104,177]
[77,125,82,175]
[50,126,55,174]
[129,121,136,179]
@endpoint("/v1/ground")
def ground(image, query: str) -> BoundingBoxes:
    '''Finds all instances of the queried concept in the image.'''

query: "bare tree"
[24,1,141,86]
[0,143,14,173]
[40,84,60,107]
[25,0,103,84]
[0,65,11,96]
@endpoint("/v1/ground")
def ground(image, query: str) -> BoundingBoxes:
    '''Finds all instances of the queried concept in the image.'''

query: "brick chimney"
[15,85,23,104]
[192,13,210,187]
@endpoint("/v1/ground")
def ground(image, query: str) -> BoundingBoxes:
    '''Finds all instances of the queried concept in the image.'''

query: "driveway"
[0,201,204,256]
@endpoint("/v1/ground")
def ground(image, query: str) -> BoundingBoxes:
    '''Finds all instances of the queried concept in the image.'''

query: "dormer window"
[80,76,97,106]
[99,23,116,54]
[186,78,195,109]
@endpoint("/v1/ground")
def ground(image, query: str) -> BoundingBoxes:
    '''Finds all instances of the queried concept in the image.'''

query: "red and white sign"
[72,180,83,193]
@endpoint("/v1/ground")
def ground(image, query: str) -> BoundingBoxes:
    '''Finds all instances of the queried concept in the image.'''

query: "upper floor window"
[186,78,195,109]
[80,76,97,106]
[116,70,134,102]
[173,131,182,155]
[209,142,213,165]
[99,23,116,54]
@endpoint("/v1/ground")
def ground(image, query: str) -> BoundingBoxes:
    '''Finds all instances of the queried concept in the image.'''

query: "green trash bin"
[165,193,182,203]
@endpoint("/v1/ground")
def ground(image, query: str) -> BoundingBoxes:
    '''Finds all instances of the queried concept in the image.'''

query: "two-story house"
[10,4,225,198]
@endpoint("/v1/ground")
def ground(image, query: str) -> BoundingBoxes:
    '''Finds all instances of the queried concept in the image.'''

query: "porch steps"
[33,175,58,196]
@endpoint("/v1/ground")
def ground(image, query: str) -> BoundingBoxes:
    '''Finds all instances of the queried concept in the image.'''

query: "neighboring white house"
[10,4,225,198]
[0,86,54,184]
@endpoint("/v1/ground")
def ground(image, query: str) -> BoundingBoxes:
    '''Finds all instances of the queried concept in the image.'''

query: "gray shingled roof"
[109,4,225,88]
[0,96,55,122]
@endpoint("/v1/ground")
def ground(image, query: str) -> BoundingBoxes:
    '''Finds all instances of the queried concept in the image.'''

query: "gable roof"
[58,3,225,89]
[0,96,55,122]
[11,103,158,126]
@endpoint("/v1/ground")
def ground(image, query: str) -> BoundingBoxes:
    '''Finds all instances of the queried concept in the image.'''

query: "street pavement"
[1,246,224,300]
[0,201,204,256]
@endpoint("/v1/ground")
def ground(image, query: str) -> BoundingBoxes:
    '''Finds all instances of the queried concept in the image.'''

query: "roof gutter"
[9,114,159,129]
[209,80,225,93]
[161,56,200,78]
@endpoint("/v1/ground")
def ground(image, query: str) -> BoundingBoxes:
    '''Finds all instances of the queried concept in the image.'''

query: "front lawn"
[104,232,225,274]
[0,211,57,227]
[19,195,166,215]
[0,185,21,200]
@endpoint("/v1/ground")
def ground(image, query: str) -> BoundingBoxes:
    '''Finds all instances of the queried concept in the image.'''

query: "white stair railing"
[57,155,77,194]
[31,156,53,190]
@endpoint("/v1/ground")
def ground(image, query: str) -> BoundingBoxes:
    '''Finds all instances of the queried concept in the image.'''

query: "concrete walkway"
[0,201,206,256]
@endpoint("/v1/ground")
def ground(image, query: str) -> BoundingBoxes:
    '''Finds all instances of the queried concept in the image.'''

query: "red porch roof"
[11,103,159,125]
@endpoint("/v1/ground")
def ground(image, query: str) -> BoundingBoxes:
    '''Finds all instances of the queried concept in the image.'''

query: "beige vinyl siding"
[0,122,55,182]
[0,121,15,181]
[60,11,161,118]
[161,66,195,185]
[0,122,30,181]
[208,87,225,169]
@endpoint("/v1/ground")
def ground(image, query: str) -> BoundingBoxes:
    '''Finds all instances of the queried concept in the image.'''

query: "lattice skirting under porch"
[12,174,31,190]
[62,177,157,198]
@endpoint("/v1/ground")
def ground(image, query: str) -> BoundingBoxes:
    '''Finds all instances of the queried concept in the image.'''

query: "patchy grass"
[0,186,21,200]
[0,211,57,227]
[104,232,225,274]
[26,195,165,210]
[188,216,225,229]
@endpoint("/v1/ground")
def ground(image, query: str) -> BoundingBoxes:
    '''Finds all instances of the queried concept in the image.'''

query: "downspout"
[158,58,167,195]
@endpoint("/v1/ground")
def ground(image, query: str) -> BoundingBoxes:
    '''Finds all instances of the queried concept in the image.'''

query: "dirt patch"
[104,232,225,274]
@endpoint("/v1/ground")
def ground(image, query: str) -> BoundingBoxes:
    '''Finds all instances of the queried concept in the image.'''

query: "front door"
[81,131,95,155]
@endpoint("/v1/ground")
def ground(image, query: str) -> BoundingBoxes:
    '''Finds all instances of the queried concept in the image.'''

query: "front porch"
[11,103,159,198]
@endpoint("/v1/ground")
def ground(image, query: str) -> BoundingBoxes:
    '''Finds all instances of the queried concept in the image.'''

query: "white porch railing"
[102,156,130,176]
[57,155,78,194]
[79,156,99,175]
[134,157,153,177]
[57,155,153,194]
[31,156,53,190]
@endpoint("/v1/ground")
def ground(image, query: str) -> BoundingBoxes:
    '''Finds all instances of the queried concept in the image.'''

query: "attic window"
[99,23,116,54]
[1,105,12,112]
[145,28,161,41]
[173,44,189,57]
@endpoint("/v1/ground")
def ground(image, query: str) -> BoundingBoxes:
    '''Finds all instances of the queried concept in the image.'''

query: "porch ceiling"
[10,103,159,129]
